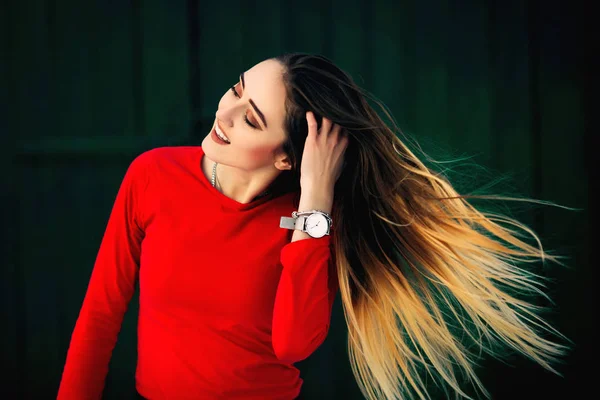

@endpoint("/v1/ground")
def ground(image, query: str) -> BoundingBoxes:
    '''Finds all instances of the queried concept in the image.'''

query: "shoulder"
[129,146,199,171]
[134,145,198,162]
[126,146,204,192]
[123,146,200,214]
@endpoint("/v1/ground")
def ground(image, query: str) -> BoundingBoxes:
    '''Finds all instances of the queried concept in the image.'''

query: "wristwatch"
[279,210,333,238]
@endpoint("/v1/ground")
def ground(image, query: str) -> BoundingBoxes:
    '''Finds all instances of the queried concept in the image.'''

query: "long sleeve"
[272,236,339,363]
[57,152,151,400]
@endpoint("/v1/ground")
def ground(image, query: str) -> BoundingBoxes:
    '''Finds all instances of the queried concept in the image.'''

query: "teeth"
[215,124,230,143]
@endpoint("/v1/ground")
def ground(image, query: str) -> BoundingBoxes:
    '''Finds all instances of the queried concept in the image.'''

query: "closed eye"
[230,85,258,129]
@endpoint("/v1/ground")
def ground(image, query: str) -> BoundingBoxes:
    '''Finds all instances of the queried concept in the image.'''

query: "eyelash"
[230,85,257,129]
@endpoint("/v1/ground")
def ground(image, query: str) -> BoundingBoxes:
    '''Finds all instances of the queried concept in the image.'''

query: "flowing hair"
[270,53,570,400]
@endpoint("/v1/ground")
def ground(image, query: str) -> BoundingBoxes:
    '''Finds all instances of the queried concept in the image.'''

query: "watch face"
[306,214,329,238]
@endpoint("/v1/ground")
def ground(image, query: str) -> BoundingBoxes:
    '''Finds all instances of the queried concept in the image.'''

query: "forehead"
[244,60,287,131]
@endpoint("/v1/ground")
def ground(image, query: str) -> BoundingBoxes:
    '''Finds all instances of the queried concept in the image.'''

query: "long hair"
[272,53,569,400]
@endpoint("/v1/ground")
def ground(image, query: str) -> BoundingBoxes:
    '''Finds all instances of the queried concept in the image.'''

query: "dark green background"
[2,0,594,399]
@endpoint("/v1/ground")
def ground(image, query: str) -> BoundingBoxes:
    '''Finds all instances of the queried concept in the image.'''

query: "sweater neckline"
[196,146,278,212]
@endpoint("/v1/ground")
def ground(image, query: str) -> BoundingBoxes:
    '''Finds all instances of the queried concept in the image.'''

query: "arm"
[272,188,339,363]
[272,112,346,362]
[57,152,151,400]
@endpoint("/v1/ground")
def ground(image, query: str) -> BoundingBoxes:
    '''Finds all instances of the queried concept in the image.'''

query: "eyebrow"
[240,72,268,128]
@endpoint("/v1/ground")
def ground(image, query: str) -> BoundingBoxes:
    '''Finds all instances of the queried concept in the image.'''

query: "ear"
[274,153,292,171]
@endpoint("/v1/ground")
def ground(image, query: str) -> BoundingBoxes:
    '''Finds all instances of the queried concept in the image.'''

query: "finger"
[306,111,318,140]
[342,135,350,150]
[341,128,350,143]
[337,129,349,152]
[321,117,333,135]
[330,124,342,140]
[315,117,331,145]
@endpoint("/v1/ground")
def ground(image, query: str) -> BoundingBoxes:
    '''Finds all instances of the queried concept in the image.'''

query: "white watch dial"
[305,214,329,238]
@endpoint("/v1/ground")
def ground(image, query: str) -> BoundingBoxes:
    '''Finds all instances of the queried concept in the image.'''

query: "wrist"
[298,187,334,215]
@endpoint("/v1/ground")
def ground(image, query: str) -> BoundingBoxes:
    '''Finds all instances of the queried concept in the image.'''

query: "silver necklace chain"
[211,162,270,199]
[211,162,218,188]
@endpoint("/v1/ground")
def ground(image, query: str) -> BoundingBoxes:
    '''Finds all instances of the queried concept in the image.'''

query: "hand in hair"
[300,111,349,192]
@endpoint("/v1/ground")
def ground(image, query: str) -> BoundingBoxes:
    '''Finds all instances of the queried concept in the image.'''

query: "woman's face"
[202,59,291,172]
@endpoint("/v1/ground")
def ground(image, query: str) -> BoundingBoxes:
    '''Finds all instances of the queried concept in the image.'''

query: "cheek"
[235,142,280,166]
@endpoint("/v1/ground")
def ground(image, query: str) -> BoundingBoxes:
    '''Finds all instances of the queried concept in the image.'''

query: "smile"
[215,124,231,143]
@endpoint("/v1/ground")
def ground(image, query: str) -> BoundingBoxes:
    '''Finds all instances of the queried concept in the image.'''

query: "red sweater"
[57,146,338,400]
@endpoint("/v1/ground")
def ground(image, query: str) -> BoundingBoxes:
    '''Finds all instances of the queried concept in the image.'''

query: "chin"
[201,135,216,153]
[201,135,209,149]
[201,136,225,165]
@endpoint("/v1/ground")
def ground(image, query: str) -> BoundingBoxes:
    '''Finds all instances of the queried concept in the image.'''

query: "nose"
[215,108,234,128]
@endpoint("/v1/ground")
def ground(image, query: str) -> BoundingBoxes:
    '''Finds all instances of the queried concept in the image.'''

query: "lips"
[215,123,231,143]
[211,127,230,145]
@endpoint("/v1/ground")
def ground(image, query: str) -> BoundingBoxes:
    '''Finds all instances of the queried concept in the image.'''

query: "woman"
[57,53,567,400]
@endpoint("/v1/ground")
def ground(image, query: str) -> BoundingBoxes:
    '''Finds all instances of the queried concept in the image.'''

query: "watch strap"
[280,211,332,236]
[280,216,306,231]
